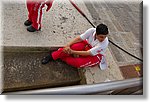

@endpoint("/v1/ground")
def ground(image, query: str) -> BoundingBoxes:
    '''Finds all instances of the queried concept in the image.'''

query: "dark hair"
[96,24,109,35]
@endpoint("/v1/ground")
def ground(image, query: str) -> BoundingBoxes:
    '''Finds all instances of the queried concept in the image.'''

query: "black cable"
[69,0,143,62]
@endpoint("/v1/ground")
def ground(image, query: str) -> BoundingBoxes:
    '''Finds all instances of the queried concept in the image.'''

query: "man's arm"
[70,50,92,56]
[63,36,83,54]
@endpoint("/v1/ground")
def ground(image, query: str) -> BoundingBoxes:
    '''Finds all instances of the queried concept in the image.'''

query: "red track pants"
[26,0,54,30]
[52,41,102,68]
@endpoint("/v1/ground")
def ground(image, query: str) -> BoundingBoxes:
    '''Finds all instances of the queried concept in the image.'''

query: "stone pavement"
[1,0,142,88]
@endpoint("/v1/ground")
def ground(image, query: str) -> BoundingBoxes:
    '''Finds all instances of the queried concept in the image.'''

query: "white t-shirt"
[80,28,109,56]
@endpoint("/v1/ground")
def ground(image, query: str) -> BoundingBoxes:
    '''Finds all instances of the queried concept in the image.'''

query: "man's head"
[96,24,109,42]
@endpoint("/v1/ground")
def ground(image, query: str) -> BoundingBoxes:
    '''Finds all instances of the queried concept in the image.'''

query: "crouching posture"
[41,24,109,69]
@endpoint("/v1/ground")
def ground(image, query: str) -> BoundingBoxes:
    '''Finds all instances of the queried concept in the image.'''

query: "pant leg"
[31,1,45,30]
[26,0,34,22]
[51,48,71,60]
[45,0,55,11]
[61,54,102,68]
[52,40,102,68]
[70,41,87,51]
[51,41,87,60]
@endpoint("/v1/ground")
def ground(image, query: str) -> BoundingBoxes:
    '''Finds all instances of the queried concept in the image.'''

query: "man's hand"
[63,46,72,54]
[45,0,54,12]
[63,47,79,57]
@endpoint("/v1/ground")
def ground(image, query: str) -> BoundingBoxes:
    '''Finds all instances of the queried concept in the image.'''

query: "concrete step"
[2,47,81,92]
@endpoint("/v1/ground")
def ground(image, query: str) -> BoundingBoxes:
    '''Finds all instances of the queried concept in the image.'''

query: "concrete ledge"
[3,46,63,52]
[2,51,81,92]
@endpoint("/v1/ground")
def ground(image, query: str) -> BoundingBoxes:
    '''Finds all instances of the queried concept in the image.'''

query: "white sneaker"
[99,55,108,70]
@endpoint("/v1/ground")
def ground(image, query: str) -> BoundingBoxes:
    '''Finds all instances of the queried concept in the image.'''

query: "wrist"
[71,50,76,54]
[66,44,70,47]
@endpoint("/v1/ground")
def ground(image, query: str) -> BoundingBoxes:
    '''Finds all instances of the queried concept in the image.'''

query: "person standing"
[24,0,54,32]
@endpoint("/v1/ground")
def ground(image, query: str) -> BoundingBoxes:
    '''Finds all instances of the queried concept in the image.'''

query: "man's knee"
[70,43,85,51]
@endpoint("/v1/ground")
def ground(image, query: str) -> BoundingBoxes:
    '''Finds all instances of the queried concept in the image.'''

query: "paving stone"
[102,20,118,32]
[92,1,103,10]
[128,11,141,24]
[111,20,124,32]
[107,3,142,43]
[110,32,124,44]
[120,32,142,63]
[128,3,141,12]
[117,43,137,63]
[109,44,126,62]
[83,0,100,25]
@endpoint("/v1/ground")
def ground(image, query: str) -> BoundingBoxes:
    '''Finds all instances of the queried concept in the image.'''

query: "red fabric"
[52,40,102,68]
[46,0,55,12]
[26,0,54,30]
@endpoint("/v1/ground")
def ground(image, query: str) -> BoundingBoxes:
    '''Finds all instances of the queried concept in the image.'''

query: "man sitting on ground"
[41,23,109,69]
